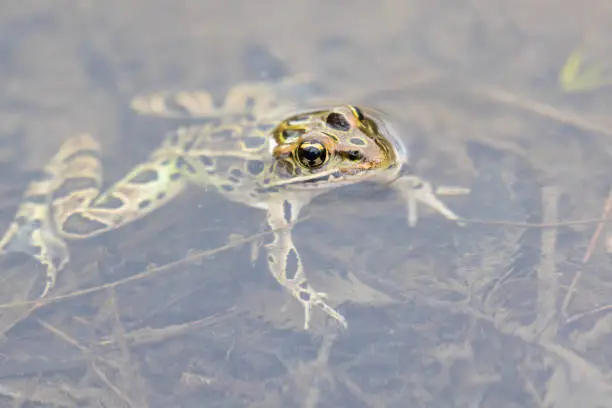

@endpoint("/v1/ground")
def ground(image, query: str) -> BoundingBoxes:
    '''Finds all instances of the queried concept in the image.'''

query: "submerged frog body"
[0,77,469,330]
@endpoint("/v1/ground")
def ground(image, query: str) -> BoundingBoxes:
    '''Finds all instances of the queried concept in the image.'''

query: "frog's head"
[268,105,407,190]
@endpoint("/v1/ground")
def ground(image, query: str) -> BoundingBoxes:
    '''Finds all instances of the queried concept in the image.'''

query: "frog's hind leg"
[56,135,191,240]
[0,132,192,298]
[129,74,314,119]
[0,134,101,297]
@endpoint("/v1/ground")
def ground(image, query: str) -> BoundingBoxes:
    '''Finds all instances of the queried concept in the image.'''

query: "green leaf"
[559,50,610,92]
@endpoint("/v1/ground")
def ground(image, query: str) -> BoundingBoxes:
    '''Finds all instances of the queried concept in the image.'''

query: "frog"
[0,76,469,330]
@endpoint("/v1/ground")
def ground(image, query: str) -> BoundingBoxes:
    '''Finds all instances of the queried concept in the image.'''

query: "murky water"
[1,1,612,407]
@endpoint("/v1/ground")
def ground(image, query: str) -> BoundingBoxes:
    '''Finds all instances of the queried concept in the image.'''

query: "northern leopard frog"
[0,76,469,330]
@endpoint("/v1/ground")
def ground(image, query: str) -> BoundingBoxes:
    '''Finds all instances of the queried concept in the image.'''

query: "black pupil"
[298,143,327,167]
[326,112,351,131]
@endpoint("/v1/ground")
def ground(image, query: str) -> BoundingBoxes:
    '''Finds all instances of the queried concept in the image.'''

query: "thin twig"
[582,188,612,263]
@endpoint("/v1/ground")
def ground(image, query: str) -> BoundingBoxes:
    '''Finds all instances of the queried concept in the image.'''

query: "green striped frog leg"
[0,134,99,297]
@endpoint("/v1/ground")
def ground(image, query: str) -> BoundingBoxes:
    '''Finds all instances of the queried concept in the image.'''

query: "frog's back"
[163,117,276,203]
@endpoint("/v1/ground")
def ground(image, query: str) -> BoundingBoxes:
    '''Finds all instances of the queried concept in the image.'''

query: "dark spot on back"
[326,112,350,131]
[199,155,214,167]
[247,160,265,176]
[257,123,275,133]
[211,128,237,141]
[176,157,196,175]
[243,136,266,149]
[242,113,256,122]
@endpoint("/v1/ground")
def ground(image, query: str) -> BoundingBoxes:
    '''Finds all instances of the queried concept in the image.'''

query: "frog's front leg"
[391,175,470,227]
[264,198,348,330]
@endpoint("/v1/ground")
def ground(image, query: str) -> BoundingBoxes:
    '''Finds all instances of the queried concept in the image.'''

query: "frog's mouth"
[265,164,398,191]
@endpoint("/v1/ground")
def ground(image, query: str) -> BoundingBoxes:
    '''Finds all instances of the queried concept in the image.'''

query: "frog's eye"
[326,112,351,131]
[296,141,328,169]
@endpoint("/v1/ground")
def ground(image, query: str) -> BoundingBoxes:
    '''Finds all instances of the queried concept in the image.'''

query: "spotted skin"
[0,77,469,329]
